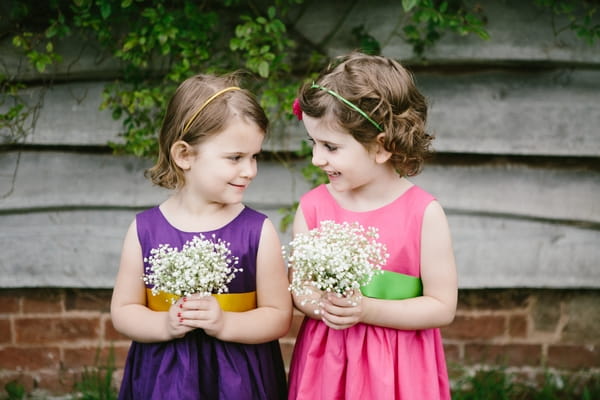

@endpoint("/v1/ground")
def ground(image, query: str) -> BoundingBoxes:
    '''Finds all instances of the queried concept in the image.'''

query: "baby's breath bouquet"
[286,220,389,307]
[143,234,241,302]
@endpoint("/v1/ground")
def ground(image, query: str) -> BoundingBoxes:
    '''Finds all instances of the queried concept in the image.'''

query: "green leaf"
[402,0,420,12]
[100,2,111,19]
[257,60,269,78]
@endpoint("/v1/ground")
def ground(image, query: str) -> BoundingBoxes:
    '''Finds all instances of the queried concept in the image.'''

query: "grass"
[451,367,600,400]
[3,364,599,399]
[2,347,118,400]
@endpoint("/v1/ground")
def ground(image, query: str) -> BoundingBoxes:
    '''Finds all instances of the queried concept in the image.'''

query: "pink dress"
[287,184,451,400]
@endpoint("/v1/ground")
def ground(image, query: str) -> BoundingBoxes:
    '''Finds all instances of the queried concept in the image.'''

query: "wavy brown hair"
[146,73,268,189]
[298,52,433,177]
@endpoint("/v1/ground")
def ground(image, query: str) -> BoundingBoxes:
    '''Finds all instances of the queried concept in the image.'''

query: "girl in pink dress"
[287,52,458,400]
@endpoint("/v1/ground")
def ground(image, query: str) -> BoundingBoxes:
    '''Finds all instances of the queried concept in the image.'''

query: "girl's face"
[184,116,264,205]
[302,114,381,193]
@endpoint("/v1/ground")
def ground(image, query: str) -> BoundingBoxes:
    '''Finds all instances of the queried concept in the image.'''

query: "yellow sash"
[145,289,257,312]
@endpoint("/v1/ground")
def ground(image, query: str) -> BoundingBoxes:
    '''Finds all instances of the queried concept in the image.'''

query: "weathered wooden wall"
[1,0,599,289]
[0,0,599,396]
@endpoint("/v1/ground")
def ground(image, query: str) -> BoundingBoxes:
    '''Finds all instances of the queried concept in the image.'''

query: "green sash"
[360,270,423,300]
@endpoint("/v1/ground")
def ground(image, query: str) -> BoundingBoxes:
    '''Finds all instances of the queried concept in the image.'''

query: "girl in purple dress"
[111,73,292,399]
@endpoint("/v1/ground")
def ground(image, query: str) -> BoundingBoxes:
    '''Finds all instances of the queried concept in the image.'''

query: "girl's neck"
[159,192,244,232]
[330,171,412,213]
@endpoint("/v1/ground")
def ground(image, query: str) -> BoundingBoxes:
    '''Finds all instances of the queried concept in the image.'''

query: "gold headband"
[182,86,241,134]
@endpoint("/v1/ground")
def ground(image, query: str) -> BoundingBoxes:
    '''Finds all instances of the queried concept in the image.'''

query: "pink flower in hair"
[292,98,303,120]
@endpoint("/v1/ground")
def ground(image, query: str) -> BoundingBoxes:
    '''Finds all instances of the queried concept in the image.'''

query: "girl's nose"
[311,146,326,167]
[241,159,257,179]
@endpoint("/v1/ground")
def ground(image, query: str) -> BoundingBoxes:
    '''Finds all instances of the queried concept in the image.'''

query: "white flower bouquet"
[143,234,241,302]
[286,220,389,307]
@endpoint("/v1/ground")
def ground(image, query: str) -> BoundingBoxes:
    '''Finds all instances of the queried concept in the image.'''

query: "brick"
[531,292,563,333]
[458,289,530,311]
[15,317,101,344]
[443,343,460,363]
[560,291,600,344]
[547,344,600,370]
[63,346,106,369]
[103,317,128,341]
[0,346,61,370]
[0,290,21,314]
[508,315,528,338]
[441,315,505,340]
[464,343,542,367]
[112,343,131,368]
[0,318,12,343]
[22,289,63,314]
[34,369,77,396]
[65,289,112,312]
[0,373,36,396]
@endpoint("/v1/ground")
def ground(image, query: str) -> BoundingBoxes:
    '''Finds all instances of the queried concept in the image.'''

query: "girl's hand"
[319,290,363,330]
[167,298,196,339]
[178,294,224,337]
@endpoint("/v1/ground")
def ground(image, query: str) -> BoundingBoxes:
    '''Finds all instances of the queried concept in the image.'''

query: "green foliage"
[3,381,25,400]
[534,0,600,44]
[452,367,600,400]
[401,0,489,56]
[351,25,382,55]
[74,346,118,400]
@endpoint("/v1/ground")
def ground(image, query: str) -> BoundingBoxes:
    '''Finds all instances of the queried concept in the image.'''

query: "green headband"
[311,82,383,131]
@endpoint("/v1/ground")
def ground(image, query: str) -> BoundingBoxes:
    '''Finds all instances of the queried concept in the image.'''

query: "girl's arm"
[321,201,458,330]
[202,218,293,343]
[110,220,193,342]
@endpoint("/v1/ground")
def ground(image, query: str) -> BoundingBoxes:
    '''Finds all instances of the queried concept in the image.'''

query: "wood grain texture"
[1,152,597,224]
[7,68,599,156]
[1,152,598,289]
[1,208,597,288]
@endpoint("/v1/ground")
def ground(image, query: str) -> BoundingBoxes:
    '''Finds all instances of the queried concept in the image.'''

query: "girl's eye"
[325,143,337,151]
[228,155,242,161]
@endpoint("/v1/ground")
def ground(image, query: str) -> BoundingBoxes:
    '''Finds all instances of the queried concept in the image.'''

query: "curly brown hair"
[298,52,433,177]
[146,73,268,189]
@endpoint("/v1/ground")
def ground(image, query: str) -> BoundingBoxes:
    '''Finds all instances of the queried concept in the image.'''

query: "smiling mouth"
[326,171,340,177]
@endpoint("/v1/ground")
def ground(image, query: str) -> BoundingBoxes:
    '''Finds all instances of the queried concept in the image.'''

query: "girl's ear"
[170,140,195,170]
[374,133,392,164]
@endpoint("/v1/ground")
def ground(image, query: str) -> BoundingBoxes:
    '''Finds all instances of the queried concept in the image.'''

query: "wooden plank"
[0,151,310,210]
[0,207,288,288]
[1,151,597,225]
[450,214,600,289]
[0,210,596,288]
[421,70,600,156]
[0,35,124,81]
[5,67,599,156]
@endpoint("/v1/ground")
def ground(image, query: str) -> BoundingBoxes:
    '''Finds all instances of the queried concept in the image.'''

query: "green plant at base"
[74,346,118,400]
[451,366,600,400]
[3,381,25,400]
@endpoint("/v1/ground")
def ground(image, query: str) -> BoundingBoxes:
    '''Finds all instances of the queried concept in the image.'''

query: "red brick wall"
[1,288,598,396]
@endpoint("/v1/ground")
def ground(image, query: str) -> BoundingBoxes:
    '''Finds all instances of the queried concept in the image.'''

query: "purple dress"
[117,206,287,400]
